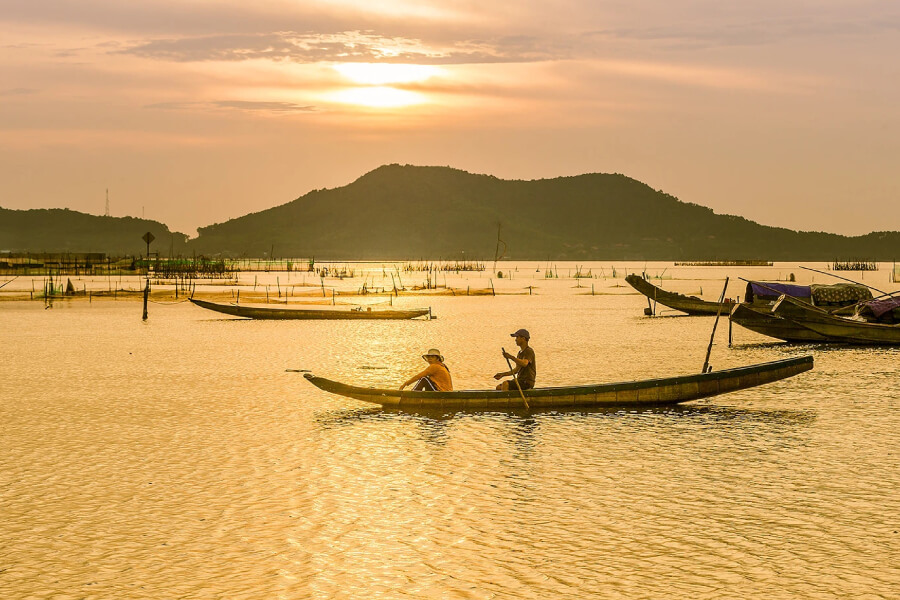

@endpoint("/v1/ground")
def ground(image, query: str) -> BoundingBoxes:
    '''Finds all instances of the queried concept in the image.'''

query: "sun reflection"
[329,86,426,108]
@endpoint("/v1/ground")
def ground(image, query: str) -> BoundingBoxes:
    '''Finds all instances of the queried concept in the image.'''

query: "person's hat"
[422,348,444,361]
[510,329,530,340]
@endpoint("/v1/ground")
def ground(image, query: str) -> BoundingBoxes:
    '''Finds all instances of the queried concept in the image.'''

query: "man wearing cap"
[400,348,453,391]
[494,329,536,391]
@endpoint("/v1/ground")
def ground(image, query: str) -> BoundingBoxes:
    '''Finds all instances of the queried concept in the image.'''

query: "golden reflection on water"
[1,263,898,598]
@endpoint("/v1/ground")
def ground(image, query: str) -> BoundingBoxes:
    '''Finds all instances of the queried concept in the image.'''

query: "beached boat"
[190,298,431,320]
[771,295,900,345]
[303,356,813,410]
[625,274,736,316]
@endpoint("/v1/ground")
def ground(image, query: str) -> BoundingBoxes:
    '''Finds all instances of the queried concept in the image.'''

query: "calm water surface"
[2,263,898,598]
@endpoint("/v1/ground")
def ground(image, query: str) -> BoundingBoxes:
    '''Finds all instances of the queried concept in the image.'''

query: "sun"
[327,62,440,108]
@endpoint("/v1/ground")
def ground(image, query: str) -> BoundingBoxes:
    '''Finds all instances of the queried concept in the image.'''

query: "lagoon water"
[2,262,898,599]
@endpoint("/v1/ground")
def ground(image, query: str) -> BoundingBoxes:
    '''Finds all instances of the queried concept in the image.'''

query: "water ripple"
[2,291,898,599]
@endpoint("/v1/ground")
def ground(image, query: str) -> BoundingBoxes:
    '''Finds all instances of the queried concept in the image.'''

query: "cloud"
[0,87,39,96]
[145,100,316,113]
[114,7,900,67]
[213,101,316,113]
[119,30,577,65]
[583,10,900,50]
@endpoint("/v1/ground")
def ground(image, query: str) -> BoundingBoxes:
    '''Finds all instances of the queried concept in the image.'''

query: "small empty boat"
[190,298,431,320]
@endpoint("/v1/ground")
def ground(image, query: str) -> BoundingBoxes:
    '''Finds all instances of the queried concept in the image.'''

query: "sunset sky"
[1,1,898,236]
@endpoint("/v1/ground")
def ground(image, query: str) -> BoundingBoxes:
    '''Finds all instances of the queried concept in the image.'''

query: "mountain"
[3,165,898,260]
[0,207,189,255]
[188,165,900,261]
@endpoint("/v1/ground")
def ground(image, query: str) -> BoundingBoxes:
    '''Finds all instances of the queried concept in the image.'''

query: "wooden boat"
[303,356,813,410]
[729,303,836,343]
[625,274,736,316]
[772,295,900,345]
[730,281,872,343]
[190,298,431,320]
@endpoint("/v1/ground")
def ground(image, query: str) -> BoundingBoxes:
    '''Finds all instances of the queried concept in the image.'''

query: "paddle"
[285,369,311,373]
[701,277,729,373]
[502,347,530,410]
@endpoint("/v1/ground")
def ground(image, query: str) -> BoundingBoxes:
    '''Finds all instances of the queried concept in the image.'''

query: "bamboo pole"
[142,279,149,320]
[701,278,729,373]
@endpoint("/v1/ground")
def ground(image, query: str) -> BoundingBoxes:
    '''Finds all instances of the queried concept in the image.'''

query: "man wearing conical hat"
[400,348,453,391]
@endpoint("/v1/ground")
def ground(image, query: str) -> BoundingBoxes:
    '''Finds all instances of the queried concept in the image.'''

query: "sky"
[1,1,898,237]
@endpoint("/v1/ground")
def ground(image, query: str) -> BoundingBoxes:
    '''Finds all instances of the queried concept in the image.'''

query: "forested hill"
[3,165,898,260]
[0,207,188,255]
[189,165,899,260]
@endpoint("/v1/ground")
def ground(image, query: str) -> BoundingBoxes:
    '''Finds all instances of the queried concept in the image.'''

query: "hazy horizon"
[2,1,898,236]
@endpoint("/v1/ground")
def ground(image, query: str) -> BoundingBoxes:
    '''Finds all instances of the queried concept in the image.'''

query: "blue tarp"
[748,282,811,301]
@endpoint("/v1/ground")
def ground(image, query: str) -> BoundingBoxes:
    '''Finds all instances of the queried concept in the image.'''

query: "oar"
[701,277,729,373]
[502,347,530,410]
[285,369,311,373]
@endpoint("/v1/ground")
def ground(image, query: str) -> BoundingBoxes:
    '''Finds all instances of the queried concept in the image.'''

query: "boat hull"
[772,296,900,345]
[190,298,430,320]
[303,356,813,410]
[625,274,735,316]
[729,303,834,343]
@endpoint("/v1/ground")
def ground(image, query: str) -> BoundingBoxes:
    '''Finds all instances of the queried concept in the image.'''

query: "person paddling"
[400,348,453,391]
[494,329,536,390]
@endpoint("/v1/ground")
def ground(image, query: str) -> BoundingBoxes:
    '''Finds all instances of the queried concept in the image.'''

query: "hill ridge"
[3,165,898,260]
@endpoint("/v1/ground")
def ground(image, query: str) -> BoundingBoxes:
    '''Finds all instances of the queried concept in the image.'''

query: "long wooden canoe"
[190,298,431,320]
[729,303,835,343]
[772,295,900,345]
[625,274,736,316]
[303,356,813,410]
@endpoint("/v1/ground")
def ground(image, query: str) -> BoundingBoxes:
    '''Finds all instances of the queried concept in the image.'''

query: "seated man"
[400,348,453,391]
[494,329,536,391]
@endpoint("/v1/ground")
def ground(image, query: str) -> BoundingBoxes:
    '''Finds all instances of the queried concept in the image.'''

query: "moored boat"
[190,298,431,320]
[771,295,900,345]
[729,303,835,343]
[625,274,736,316]
[302,356,813,410]
[730,281,872,343]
